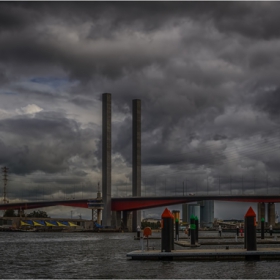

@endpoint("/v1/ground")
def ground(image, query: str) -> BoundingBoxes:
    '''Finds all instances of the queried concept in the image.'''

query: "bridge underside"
[1,195,280,212]
[111,196,280,211]
[0,199,90,211]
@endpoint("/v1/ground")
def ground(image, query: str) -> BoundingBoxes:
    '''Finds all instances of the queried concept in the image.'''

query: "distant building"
[182,203,200,224]
[200,200,214,228]
[182,200,214,228]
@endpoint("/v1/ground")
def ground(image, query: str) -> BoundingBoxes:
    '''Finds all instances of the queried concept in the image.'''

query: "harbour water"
[1,231,280,279]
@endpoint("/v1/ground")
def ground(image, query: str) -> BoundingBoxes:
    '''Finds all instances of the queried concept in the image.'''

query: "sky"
[1,2,280,220]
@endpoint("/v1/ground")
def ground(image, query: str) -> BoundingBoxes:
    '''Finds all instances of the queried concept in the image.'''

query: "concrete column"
[257,202,265,228]
[97,209,102,225]
[123,211,132,232]
[268,202,276,227]
[102,93,112,226]
[132,99,141,232]
[123,211,128,231]
[18,208,24,218]
[127,211,133,232]
[111,211,121,228]
[111,211,116,227]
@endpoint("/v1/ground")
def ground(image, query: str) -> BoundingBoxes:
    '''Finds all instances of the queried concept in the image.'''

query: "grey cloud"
[11,2,280,40]
[1,2,280,215]
[255,87,280,117]
[0,3,38,32]
[0,111,96,175]
[69,97,96,109]
[212,3,280,40]
[213,134,227,141]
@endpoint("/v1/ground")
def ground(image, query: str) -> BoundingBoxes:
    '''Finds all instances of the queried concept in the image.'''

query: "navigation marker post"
[244,207,257,251]
[161,208,174,252]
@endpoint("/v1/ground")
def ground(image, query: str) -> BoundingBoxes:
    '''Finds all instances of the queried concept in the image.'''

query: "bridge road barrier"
[244,206,257,251]
[161,208,174,252]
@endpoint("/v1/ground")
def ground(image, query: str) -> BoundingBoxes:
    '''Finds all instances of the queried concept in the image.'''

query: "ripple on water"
[1,231,280,279]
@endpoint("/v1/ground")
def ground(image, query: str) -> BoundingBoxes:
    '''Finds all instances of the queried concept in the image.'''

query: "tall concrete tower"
[132,99,141,231]
[102,93,112,226]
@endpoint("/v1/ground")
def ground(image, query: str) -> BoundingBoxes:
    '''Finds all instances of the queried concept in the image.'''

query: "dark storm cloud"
[18,2,280,40]
[0,3,38,32]
[4,2,280,81]
[0,111,95,175]
[211,3,280,40]
[255,87,280,117]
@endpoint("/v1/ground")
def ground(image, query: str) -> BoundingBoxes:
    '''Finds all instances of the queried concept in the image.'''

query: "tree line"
[3,209,49,218]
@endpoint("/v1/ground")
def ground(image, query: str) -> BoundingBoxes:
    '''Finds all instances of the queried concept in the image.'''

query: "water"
[1,231,280,279]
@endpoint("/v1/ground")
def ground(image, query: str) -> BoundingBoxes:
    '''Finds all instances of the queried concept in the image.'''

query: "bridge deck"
[1,195,280,211]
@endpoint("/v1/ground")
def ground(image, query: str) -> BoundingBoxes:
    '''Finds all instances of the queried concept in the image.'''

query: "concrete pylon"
[132,99,141,232]
[111,211,121,228]
[268,202,275,227]
[102,93,112,226]
[257,202,265,228]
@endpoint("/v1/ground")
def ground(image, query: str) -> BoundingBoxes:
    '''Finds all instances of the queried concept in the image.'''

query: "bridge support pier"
[257,202,265,228]
[17,208,24,218]
[268,202,275,227]
[111,211,121,229]
[122,211,133,232]
[97,209,102,225]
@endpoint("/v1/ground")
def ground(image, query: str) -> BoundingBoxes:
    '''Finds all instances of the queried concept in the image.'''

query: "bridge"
[0,194,279,212]
[0,194,278,231]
